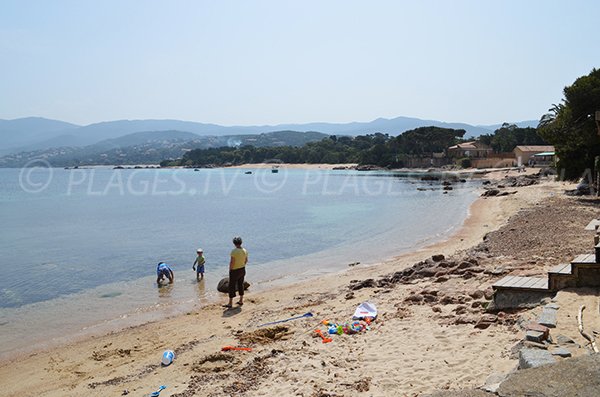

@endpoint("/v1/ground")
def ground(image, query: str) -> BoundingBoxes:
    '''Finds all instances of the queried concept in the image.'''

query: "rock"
[481,372,508,393]
[217,278,250,293]
[432,306,442,313]
[457,261,475,269]
[523,341,547,349]
[471,301,483,309]
[454,305,468,315]
[519,348,556,369]
[483,288,495,300]
[349,279,377,291]
[475,313,498,329]
[469,290,484,300]
[454,316,476,325]
[440,296,458,305]
[525,330,546,343]
[555,334,577,345]
[404,294,424,304]
[435,276,449,283]
[481,189,500,197]
[487,266,508,276]
[498,354,600,396]
[551,347,572,357]
[345,292,355,300]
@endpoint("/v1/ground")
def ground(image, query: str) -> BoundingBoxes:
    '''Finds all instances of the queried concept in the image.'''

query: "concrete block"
[538,307,557,328]
[519,348,556,369]
[526,330,546,343]
[525,322,549,339]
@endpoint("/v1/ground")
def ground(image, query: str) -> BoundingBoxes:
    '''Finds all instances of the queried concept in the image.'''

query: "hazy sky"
[1,0,598,126]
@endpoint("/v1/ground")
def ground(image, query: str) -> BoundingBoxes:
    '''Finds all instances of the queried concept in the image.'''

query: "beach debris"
[257,312,313,327]
[344,291,355,300]
[577,305,599,353]
[222,346,252,352]
[238,325,292,344]
[315,329,332,343]
[161,350,175,366]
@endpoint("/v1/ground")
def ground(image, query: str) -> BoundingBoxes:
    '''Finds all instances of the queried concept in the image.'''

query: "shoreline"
[0,182,477,362]
[0,174,574,396]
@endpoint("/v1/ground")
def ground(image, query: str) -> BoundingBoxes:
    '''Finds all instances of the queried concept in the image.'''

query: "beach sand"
[1,171,594,397]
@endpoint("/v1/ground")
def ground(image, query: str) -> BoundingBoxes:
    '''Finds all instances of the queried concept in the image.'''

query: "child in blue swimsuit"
[156,262,174,285]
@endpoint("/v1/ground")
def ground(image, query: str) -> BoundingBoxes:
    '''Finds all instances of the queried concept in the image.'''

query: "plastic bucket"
[161,350,175,366]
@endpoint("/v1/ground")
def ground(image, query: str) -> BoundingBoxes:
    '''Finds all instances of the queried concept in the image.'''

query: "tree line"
[162,125,547,168]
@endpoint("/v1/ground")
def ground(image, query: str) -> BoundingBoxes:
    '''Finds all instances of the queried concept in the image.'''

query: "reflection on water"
[157,283,174,298]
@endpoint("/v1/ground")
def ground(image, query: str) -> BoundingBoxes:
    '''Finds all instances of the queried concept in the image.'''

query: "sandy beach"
[2,168,597,397]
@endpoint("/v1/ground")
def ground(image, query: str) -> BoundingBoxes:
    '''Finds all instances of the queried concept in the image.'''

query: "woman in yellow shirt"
[225,236,248,308]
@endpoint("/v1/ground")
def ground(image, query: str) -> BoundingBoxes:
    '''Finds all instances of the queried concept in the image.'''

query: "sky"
[0,0,598,127]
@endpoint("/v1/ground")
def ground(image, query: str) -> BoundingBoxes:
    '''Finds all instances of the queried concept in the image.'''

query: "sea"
[0,166,481,359]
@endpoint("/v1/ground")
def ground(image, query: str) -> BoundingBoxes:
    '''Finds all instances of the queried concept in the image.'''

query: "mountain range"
[0,116,539,157]
[0,130,329,168]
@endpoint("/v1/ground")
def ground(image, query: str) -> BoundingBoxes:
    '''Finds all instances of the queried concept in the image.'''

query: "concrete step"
[492,275,549,291]
[548,263,572,275]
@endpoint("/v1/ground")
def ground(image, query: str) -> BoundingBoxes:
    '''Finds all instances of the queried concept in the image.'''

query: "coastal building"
[513,145,555,166]
[447,141,493,159]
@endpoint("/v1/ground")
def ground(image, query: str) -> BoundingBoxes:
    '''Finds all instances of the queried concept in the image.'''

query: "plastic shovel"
[257,312,314,327]
[150,385,167,397]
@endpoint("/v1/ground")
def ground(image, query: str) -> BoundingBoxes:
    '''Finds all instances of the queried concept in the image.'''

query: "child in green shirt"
[192,248,205,281]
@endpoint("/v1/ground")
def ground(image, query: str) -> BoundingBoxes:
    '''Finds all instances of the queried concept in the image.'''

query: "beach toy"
[221,346,253,352]
[161,350,175,366]
[336,325,343,335]
[328,324,338,334]
[149,385,166,397]
[258,312,314,327]
[315,329,332,343]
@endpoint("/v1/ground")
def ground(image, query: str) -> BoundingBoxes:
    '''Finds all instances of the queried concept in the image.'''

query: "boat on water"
[245,171,252,174]
[271,166,279,173]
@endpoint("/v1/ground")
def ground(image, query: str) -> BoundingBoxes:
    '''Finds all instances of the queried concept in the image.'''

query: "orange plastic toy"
[221,346,252,352]
[315,329,332,343]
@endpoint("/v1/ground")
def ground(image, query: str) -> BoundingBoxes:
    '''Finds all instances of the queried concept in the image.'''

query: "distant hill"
[0,116,539,156]
[478,120,540,131]
[0,117,80,154]
[0,130,329,167]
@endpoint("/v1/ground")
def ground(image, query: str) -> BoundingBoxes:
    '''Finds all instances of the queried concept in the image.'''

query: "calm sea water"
[0,167,480,357]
